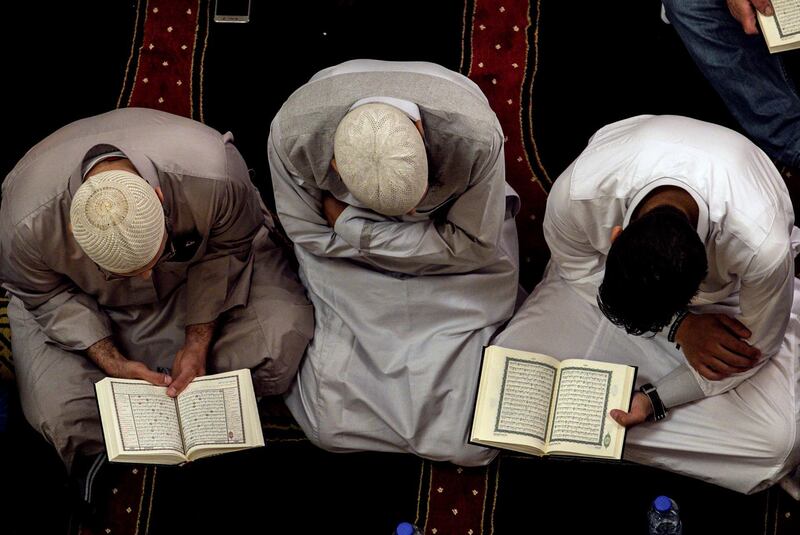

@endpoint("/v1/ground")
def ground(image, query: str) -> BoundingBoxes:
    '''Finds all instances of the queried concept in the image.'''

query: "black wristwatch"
[639,383,668,421]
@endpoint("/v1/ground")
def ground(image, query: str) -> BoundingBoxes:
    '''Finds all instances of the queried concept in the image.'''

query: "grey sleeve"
[1,226,112,350]
[653,364,705,408]
[268,124,364,260]
[184,142,264,325]
[330,132,507,275]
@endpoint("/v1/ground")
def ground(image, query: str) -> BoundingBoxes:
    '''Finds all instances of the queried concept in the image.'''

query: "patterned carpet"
[2,1,799,534]
[0,298,12,382]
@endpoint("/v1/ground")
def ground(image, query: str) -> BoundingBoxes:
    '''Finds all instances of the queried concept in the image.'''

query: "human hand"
[609,392,653,428]
[727,0,774,35]
[675,312,761,380]
[111,359,172,386]
[322,193,349,227]
[167,345,207,397]
[87,337,171,386]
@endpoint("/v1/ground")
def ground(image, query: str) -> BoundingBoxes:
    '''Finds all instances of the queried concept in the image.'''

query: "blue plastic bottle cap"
[654,496,673,512]
[396,522,415,535]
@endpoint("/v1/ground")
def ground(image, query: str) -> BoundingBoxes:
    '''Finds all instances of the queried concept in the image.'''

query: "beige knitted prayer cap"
[333,103,428,216]
[70,170,165,274]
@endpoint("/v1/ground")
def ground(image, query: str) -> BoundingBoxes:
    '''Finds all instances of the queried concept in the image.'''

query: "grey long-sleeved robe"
[269,60,520,465]
[1,108,313,467]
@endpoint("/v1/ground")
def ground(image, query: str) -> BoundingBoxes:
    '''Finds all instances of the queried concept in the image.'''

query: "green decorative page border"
[548,368,612,446]
[775,9,800,39]
[494,357,556,441]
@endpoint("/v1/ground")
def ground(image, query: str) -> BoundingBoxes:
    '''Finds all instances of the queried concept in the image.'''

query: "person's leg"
[8,297,106,471]
[494,267,799,493]
[284,212,520,466]
[209,229,314,396]
[9,296,110,516]
[629,278,800,494]
[626,365,797,494]
[662,0,800,168]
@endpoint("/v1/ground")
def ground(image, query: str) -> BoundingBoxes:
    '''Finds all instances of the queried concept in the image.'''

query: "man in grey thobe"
[0,108,314,476]
[268,59,520,465]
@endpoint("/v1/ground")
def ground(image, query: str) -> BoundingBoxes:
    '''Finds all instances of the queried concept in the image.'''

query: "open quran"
[470,345,636,460]
[757,1,800,53]
[95,369,264,464]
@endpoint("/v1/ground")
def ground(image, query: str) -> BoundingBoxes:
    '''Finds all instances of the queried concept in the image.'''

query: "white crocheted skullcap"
[70,170,165,274]
[334,103,428,216]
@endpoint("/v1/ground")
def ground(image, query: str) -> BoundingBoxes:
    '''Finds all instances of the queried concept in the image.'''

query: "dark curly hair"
[597,205,708,336]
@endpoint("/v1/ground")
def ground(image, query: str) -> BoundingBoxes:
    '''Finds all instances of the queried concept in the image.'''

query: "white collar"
[622,177,710,242]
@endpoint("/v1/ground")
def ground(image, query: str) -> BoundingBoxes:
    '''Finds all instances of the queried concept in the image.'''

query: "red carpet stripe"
[127,0,199,117]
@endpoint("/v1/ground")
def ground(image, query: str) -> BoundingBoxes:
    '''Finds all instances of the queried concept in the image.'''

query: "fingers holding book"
[609,392,653,428]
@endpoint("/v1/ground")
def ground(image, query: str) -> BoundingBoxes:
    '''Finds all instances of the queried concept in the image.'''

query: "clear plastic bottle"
[647,495,683,535]
[393,521,422,535]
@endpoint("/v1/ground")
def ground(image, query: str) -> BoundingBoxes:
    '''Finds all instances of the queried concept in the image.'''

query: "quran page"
[545,359,635,459]
[757,1,800,53]
[469,346,560,455]
[95,378,186,464]
[96,369,265,464]
[179,369,264,460]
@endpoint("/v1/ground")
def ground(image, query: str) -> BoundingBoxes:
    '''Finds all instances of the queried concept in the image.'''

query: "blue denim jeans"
[662,0,800,167]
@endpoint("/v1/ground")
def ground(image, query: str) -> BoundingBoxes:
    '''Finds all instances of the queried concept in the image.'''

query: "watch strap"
[640,382,667,421]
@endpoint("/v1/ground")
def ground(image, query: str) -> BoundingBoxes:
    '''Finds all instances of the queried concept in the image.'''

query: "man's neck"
[632,186,699,228]
[84,158,138,181]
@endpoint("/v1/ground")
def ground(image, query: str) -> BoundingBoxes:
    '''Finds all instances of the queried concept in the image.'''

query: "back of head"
[333,103,428,216]
[70,170,164,274]
[598,206,708,335]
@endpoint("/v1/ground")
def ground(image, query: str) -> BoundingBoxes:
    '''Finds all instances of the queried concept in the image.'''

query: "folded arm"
[654,239,794,409]
[270,127,507,275]
[269,131,364,261]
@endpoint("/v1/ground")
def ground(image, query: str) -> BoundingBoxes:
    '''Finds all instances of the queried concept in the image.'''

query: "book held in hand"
[470,345,637,460]
[757,1,800,53]
[95,369,264,465]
